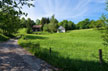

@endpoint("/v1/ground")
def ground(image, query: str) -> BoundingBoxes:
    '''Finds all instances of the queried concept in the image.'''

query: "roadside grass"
[18,29,108,71]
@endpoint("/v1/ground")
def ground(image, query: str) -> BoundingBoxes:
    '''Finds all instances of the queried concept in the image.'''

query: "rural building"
[57,26,65,33]
[32,25,42,32]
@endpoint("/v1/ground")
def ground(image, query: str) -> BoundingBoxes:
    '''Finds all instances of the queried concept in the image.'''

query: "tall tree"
[20,17,27,28]
[36,19,40,25]
[101,1,108,46]
[48,15,58,32]
[40,17,50,30]
[0,0,34,35]
[26,18,33,34]
[50,15,58,24]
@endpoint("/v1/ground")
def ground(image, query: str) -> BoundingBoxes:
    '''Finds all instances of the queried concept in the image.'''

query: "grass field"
[18,29,108,71]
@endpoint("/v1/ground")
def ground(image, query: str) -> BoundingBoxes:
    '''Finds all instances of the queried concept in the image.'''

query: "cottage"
[57,26,65,33]
[32,25,42,32]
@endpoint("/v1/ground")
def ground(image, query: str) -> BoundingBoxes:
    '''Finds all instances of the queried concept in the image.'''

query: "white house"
[57,26,65,33]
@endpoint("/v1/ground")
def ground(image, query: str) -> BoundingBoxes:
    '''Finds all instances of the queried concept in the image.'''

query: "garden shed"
[57,26,65,33]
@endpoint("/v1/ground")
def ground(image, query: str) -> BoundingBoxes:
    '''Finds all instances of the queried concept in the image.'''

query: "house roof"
[32,25,42,28]
[58,26,65,30]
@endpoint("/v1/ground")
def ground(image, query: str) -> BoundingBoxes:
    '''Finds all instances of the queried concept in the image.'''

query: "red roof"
[32,25,42,28]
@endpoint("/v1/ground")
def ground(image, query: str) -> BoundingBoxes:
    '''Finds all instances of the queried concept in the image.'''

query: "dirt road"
[0,39,54,71]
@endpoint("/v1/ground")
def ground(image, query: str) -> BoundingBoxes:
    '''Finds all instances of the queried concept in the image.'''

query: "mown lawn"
[18,29,108,71]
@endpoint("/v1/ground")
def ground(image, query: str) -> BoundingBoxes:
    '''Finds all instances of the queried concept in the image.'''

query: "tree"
[76,21,84,29]
[101,1,108,46]
[59,20,68,30]
[77,18,90,29]
[26,18,33,34]
[58,20,76,30]
[40,17,50,30]
[20,17,27,28]
[36,19,40,25]
[95,20,105,28]
[0,7,21,35]
[62,20,68,30]
[43,24,49,32]
[48,23,58,33]
[48,15,58,32]
[0,0,34,35]
[89,20,96,28]
[0,0,34,15]
[50,15,58,24]
[67,21,76,30]
[42,15,58,32]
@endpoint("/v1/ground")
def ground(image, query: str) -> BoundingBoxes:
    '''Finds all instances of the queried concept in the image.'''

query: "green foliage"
[48,23,58,33]
[42,15,58,32]
[101,1,108,47]
[20,17,27,28]
[40,18,50,25]
[0,34,9,42]
[18,28,27,35]
[67,21,76,30]
[47,15,58,32]
[62,20,68,30]
[0,10,21,35]
[40,17,50,30]
[89,20,96,28]
[26,18,33,34]
[59,20,76,30]
[95,20,105,28]
[50,15,58,24]
[0,0,34,14]
[77,18,90,29]
[18,29,108,71]
[76,18,105,29]
[0,0,34,35]
[102,27,108,46]
[36,19,40,25]
[43,24,49,32]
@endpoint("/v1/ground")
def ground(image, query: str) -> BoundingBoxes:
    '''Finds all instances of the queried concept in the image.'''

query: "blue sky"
[22,0,107,23]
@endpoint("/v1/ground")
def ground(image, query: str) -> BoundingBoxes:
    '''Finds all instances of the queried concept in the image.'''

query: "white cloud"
[21,0,106,23]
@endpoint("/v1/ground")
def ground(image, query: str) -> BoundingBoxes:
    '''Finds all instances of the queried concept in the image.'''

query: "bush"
[0,34,9,42]
[48,23,58,33]
[43,24,49,32]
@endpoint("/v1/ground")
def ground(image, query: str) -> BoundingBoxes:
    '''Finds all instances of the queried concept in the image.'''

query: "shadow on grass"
[28,46,108,71]
[23,35,48,40]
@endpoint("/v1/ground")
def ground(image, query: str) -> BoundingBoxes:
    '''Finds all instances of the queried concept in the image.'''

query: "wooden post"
[49,48,51,55]
[99,49,103,64]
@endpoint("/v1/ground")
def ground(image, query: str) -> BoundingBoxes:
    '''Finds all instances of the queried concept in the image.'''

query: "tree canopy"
[0,0,34,35]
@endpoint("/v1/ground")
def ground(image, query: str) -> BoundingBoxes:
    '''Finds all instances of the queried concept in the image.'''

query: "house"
[32,25,42,32]
[57,26,65,33]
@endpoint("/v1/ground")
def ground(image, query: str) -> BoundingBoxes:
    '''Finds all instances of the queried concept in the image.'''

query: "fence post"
[99,49,103,64]
[49,48,51,55]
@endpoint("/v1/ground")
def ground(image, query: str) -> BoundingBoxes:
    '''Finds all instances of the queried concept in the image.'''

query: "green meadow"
[18,29,108,71]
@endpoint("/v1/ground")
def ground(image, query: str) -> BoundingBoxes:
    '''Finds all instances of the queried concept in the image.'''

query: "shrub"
[43,24,49,32]
[0,34,9,42]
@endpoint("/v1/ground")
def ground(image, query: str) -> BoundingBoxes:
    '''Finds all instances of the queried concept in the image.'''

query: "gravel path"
[0,39,55,71]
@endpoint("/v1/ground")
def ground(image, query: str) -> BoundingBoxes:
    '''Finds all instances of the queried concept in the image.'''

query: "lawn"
[18,29,108,71]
